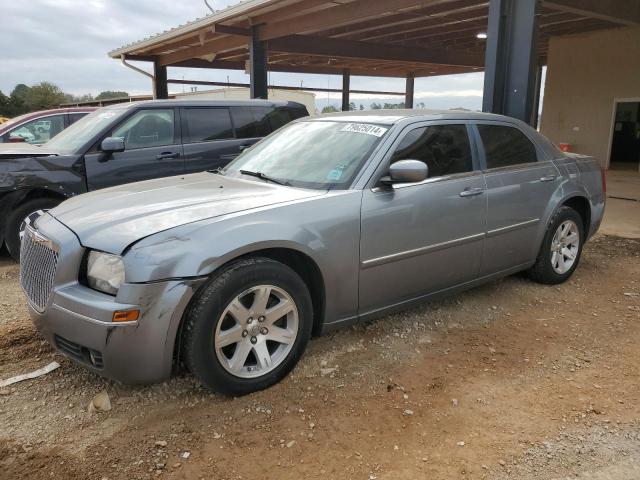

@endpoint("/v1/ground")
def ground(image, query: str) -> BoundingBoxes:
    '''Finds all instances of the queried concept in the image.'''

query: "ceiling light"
[476,32,487,39]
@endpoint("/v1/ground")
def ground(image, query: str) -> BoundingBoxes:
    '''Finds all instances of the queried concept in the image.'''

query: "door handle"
[156,152,180,160]
[540,175,557,182]
[459,187,485,197]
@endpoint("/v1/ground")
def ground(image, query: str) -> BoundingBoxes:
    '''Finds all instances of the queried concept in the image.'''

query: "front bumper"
[24,214,205,384]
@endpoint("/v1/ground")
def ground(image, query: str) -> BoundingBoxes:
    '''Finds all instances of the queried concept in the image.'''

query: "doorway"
[609,100,640,172]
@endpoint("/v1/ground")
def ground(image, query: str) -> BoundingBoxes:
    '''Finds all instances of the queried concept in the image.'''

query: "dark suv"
[0,99,308,259]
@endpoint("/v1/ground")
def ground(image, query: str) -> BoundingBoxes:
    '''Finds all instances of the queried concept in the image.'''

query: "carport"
[109,0,639,127]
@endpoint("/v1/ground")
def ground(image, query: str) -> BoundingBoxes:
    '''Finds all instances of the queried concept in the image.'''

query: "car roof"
[102,99,303,110]
[307,109,520,126]
[0,107,96,133]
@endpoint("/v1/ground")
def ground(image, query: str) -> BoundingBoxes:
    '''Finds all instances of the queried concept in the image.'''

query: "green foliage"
[95,91,129,100]
[0,82,74,117]
[321,105,339,113]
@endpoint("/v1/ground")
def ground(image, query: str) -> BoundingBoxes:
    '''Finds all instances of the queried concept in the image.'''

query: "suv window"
[230,107,260,139]
[266,108,293,131]
[112,109,175,149]
[182,108,233,143]
[68,112,89,125]
[391,124,473,178]
[478,124,537,169]
[8,114,65,144]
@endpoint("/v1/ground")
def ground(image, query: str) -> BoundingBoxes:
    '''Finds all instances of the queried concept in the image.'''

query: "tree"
[321,105,339,113]
[359,104,364,110]
[349,101,356,111]
[370,102,382,110]
[23,82,69,111]
[95,91,129,100]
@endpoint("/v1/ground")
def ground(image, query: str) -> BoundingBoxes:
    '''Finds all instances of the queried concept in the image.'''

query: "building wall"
[175,87,316,115]
[540,26,640,168]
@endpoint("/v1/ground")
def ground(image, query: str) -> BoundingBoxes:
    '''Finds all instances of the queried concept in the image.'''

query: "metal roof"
[110,0,638,78]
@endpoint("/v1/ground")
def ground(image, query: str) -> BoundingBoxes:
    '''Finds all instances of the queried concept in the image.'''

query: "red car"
[0,107,96,144]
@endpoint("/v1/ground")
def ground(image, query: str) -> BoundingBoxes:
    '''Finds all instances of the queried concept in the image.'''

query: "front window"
[223,120,388,190]
[6,114,65,144]
[111,109,175,149]
[44,108,129,154]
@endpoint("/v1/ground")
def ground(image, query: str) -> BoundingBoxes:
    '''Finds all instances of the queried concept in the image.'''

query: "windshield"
[223,120,389,189]
[43,108,127,154]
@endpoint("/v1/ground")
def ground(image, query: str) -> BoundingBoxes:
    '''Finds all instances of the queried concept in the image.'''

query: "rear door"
[472,122,561,275]
[84,108,184,190]
[181,107,247,173]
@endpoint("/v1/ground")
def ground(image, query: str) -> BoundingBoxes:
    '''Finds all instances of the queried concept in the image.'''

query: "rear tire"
[5,197,62,262]
[182,257,313,396]
[527,206,584,285]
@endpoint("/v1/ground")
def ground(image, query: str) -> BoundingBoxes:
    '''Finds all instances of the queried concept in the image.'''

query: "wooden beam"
[158,35,248,66]
[167,78,406,96]
[268,34,484,67]
[542,0,640,26]
[170,57,449,78]
[259,0,437,40]
[212,24,251,36]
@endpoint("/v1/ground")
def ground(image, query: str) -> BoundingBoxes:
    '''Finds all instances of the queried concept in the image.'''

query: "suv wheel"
[528,206,584,285]
[5,198,61,261]
[182,257,313,395]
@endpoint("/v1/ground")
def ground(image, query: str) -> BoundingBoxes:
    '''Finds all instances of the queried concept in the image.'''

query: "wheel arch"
[560,195,591,237]
[173,245,327,370]
[0,187,69,247]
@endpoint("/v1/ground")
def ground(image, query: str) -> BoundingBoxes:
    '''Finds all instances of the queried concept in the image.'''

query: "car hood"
[0,143,59,158]
[49,172,324,254]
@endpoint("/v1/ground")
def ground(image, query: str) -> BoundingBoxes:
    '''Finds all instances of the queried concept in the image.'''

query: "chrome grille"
[20,227,59,311]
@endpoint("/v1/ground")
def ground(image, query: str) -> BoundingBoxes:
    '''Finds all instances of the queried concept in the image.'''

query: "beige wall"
[175,87,317,116]
[540,26,640,168]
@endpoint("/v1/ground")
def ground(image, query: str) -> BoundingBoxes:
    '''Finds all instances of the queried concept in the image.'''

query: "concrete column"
[341,69,351,111]
[153,61,168,99]
[405,74,415,108]
[482,0,539,124]
[250,26,268,99]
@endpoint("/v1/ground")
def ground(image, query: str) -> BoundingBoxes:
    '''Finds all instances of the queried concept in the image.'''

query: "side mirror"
[381,160,428,185]
[101,137,125,153]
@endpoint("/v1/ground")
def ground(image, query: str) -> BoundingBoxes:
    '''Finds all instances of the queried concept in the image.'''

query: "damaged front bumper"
[23,213,205,384]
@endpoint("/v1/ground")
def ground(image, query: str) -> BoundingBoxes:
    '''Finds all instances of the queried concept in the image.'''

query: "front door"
[359,123,487,314]
[84,108,183,190]
[473,122,562,275]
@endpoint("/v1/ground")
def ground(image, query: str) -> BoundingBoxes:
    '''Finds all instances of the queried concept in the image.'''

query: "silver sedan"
[20,110,605,395]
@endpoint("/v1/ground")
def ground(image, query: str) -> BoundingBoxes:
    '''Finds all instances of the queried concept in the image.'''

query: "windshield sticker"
[340,123,388,137]
[327,169,343,181]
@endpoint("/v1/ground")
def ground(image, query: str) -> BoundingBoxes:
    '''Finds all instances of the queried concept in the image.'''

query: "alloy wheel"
[214,285,299,379]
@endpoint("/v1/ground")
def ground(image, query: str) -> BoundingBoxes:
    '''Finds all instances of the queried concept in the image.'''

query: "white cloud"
[1,0,485,111]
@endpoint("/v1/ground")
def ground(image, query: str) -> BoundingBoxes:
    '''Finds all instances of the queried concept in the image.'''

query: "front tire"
[5,197,62,261]
[182,257,313,395]
[528,206,584,285]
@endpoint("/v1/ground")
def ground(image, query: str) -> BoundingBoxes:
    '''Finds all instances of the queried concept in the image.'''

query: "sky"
[0,0,488,111]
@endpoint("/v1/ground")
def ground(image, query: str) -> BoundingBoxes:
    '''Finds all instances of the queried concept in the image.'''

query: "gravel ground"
[0,234,639,480]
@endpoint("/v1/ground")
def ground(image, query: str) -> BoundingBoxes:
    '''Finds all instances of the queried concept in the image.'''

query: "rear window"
[182,108,234,143]
[478,124,537,169]
[230,107,259,139]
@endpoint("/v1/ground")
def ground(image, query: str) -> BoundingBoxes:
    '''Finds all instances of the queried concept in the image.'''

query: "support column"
[530,64,543,128]
[405,74,415,109]
[153,61,168,99]
[249,26,268,99]
[482,0,539,124]
[341,69,350,111]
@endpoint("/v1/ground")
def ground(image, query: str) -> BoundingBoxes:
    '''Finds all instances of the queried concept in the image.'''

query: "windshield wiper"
[240,170,289,186]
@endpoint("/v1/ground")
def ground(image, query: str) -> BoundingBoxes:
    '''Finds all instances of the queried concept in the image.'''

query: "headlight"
[86,251,125,295]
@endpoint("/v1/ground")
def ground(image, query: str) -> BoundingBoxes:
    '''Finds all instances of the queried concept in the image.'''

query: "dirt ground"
[1,234,640,480]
